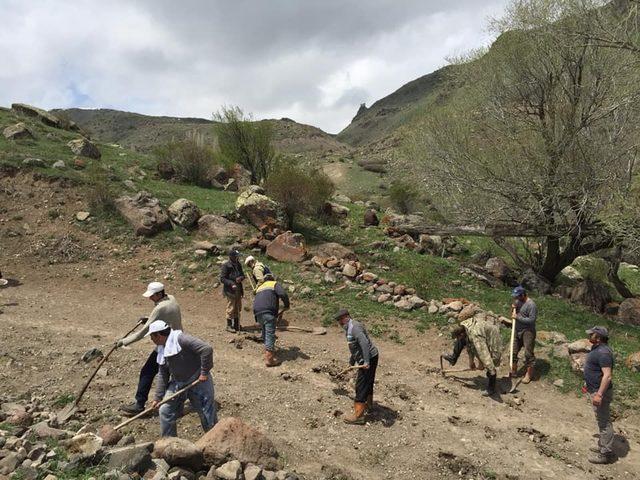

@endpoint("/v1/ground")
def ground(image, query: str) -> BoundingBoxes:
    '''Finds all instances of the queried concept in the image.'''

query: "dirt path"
[2,256,640,480]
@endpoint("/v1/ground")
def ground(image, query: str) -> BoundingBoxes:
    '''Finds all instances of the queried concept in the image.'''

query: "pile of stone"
[361,280,427,311]
[427,298,510,327]
[0,399,300,480]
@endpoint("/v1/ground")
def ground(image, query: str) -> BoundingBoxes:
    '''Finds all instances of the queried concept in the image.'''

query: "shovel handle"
[338,365,366,376]
[114,379,201,430]
[74,318,145,407]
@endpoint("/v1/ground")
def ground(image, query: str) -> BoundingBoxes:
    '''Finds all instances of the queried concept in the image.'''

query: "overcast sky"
[0,0,508,133]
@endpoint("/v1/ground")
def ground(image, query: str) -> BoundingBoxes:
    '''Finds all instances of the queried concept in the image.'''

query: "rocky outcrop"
[519,269,552,295]
[236,187,287,233]
[198,214,252,240]
[322,201,350,219]
[618,298,640,326]
[11,103,79,131]
[266,231,307,263]
[114,191,172,237]
[195,417,279,470]
[3,122,33,140]
[67,138,101,159]
[168,198,201,229]
[309,242,357,261]
[485,257,512,283]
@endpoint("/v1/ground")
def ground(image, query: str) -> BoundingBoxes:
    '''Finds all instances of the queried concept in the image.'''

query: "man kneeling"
[147,320,217,437]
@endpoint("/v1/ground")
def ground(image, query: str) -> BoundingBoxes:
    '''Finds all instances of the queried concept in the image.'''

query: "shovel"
[112,379,201,431]
[338,364,367,376]
[56,318,145,424]
[277,325,327,335]
[440,356,474,376]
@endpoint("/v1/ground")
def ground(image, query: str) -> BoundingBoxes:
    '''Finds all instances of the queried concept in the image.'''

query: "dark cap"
[228,248,240,258]
[586,326,609,338]
[511,286,526,297]
[333,308,350,321]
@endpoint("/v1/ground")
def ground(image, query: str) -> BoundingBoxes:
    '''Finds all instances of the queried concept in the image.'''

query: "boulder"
[561,265,583,281]
[65,433,103,462]
[103,442,154,474]
[11,103,64,129]
[195,417,279,470]
[363,209,379,227]
[244,464,263,480]
[309,243,357,261]
[97,425,123,446]
[67,138,101,159]
[236,188,287,232]
[3,123,33,140]
[266,232,307,263]
[153,437,203,471]
[211,166,229,186]
[519,270,552,295]
[0,452,21,474]
[197,215,252,240]
[624,352,640,372]
[569,279,612,313]
[537,331,568,345]
[7,410,32,427]
[214,460,242,480]
[457,304,478,321]
[30,421,72,440]
[115,192,171,237]
[322,202,349,219]
[229,164,251,190]
[342,262,358,279]
[568,339,592,354]
[168,199,201,229]
[618,298,640,326]
[484,257,511,282]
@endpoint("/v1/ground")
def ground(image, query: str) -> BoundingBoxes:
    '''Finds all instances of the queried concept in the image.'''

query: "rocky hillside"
[55,108,351,157]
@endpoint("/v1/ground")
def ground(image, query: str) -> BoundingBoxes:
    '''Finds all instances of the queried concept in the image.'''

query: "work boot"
[588,452,615,464]
[233,318,241,333]
[264,350,280,367]
[442,353,456,365]
[510,362,518,378]
[522,366,534,384]
[119,402,144,416]
[225,319,235,333]
[343,402,367,425]
[481,373,497,397]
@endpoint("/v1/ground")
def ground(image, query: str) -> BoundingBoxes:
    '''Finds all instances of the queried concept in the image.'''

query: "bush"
[86,168,116,215]
[213,106,276,184]
[265,158,334,229]
[155,131,218,187]
[389,180,419,214]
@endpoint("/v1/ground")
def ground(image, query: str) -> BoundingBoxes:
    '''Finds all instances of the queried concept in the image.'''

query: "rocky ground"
[3,173,640,480]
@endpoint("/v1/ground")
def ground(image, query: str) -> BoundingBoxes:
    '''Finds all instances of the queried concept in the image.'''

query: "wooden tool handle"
[114,379,201,430]
[338,365,366,376]
[509,307,517,371]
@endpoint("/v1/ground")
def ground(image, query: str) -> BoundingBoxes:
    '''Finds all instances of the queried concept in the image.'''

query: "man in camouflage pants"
[444,317,503,396]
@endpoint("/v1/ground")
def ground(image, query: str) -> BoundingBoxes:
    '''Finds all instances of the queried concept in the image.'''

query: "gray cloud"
[0,0,509,133]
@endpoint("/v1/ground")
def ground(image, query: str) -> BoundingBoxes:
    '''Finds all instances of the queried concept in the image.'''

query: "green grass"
[52,393,75,407]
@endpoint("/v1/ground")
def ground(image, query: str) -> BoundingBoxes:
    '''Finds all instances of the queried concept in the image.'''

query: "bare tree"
[404,0,640,283]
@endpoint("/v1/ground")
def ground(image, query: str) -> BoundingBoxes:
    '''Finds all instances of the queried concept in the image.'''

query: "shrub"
[389,180,419,214]
[86,168,116,215]
[213,106,276,184]
[155,131,218,187]
[265,158,335,229]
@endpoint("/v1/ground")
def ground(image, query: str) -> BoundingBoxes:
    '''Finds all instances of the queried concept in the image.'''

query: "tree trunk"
[605,247,636,298]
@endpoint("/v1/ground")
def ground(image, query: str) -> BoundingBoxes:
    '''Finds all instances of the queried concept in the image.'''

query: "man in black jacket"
[219,249,245,332]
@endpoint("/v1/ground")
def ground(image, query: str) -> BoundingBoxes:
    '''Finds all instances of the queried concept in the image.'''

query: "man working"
[335,308,379,425]
[117,282,182,416]
[146,320,217,437]
[253,273,290,367]
[445,317,503,396]
[244,255,272,291]
[511,286,537,383]
[583,326,615,464]
[220,248,245,333]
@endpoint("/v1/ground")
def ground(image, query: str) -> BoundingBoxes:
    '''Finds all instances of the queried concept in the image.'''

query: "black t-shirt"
[584,343,614,393]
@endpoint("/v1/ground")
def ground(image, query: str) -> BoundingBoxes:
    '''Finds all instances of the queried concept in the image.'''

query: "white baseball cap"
[244,255,255,265]
[145,320,170,336]
[143,281,165,298]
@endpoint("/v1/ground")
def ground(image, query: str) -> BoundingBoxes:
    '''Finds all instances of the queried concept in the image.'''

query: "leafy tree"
[404,0,640,283]
[213,106,276,184]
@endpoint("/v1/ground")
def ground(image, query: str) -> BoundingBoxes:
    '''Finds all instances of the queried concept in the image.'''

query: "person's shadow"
[278,346,310,363]
[447,374,504,403]
[612,434,630,460]
[368,404,399,427]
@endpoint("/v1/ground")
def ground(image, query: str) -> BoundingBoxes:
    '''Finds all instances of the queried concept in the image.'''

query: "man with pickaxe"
[116,281,183,416]
[245,255,273,291]
[252,273,290,367]
[335,308,379,425]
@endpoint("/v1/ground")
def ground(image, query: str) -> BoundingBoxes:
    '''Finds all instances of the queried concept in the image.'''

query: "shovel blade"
[311,327,327,335]
[56,403,77,424]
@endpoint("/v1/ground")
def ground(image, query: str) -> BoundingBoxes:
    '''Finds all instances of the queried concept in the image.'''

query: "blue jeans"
[256,312,276,352]
[159,375,217,437]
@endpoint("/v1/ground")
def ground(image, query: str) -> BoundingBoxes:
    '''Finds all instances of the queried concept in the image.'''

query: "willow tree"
[405,0,640,282]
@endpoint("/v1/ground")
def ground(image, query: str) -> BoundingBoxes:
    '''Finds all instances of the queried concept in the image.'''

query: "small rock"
[76,211,91,222]
[98,425,123,446]
[52,160,66,170]
[103,442,154,474]
[568,339,592,354]
[244,464,262,480]
[22,158,45,168]
[553,379,564,387]
[30,422,72,440]
[65,433,103,462]
[215,459,242,480]
[68,137,101,159]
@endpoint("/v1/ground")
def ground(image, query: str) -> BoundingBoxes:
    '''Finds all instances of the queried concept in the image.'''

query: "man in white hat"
[244,255,273,291]
[146,320,216,437]
[116,282,183,416]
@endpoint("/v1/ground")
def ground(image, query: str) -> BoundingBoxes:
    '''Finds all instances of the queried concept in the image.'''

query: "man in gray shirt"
[510,286,537,384]
[335,308,379,425]
[147,320,217,437]
[117,281,183,416]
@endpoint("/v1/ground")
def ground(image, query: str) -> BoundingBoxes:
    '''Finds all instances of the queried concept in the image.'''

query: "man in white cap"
[117,282,183,416]
[244,255,273,291]
[146,320,217,437]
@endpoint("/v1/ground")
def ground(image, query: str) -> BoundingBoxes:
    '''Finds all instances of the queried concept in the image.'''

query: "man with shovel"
[117,282,183,416]
[220,248,245,333]
[335,308,379,425]
[510,286,537,383]
[245,255,273,291]
[445,317,502,396]
[253,273,290,367]
[146,320,217,437]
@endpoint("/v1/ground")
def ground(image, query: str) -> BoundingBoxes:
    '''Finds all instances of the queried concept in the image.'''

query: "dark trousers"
[512,330,536,367]
[355,355,379,403]
[135,350,159,407]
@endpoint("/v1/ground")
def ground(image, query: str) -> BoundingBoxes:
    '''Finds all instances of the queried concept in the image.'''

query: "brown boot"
[522,366,534,384]
[343,402,367,425]
[264,350,280,367]
[510,362,519,378]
